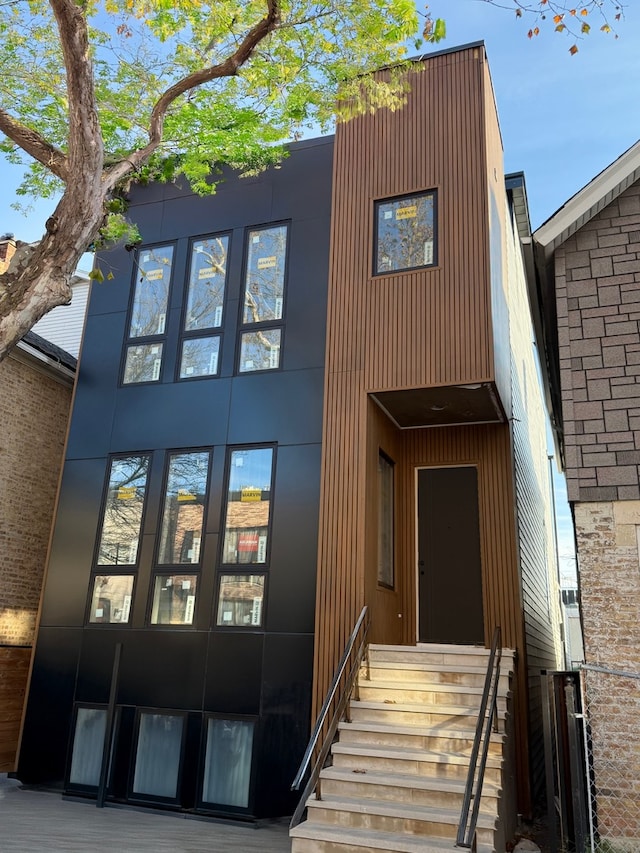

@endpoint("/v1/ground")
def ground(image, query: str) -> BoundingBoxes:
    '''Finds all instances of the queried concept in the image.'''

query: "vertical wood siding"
[313,45,542,815]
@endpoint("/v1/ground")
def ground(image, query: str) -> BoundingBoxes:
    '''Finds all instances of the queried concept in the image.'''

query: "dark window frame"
[128,707,189,805]
[377,449,395,590]
[147,446,213,629]
[373,189,438,276]
[121,241,177,386]
[235,222,290,375]
[197,712,259,816]
[177,231,233,382]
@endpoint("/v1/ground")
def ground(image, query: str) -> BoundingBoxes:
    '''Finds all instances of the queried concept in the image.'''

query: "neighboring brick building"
[533,140,640,850]
[0,234,78,771]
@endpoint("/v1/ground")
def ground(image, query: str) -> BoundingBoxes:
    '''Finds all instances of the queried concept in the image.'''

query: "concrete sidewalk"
[0,776,292,853]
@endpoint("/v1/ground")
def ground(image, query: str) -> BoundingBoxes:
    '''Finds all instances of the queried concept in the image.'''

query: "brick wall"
[0,352,71,771]
[555,180,640,503]
[0,354,71,645]
[575,501,640,847]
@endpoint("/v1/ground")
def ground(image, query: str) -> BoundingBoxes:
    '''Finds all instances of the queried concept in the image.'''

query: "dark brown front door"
[417,466,484,644]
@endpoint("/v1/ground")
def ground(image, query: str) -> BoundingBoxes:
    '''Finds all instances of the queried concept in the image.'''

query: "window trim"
[121,241,177,386]
[372,189,438,277]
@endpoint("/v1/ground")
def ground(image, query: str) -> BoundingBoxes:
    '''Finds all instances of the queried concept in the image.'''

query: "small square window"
[374,191,437,275]
[239,329,281,373]
[216,574,265,627]
[150,574,198,625]
[179,336,220,379]
[89,575,134,624]
[123,343,163,384]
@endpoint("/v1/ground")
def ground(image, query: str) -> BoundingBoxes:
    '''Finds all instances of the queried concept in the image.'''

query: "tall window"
[179,235,230,379]
[123,245,174,384]
[238,225,288,373]
[132,712,185,801]
[374,191,437,275]
[201,717,255,809]
[217,447,274,627]
[377,451,394,589]
[150,450,211,626]
[88,455,150,625]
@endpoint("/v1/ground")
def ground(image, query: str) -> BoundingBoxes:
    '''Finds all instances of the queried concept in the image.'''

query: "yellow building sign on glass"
[241,487,262,502]
[396,205,417,220]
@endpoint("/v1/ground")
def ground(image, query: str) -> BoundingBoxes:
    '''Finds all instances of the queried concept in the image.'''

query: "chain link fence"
[580,664,640,853]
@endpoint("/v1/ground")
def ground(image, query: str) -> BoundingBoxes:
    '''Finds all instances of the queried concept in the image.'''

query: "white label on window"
[122,595,131,623]
[274,297,283,319]
[151,346,160,355]
[223,610,233,622]
[214,305,223,326]
[95,608,104,618]
[209,351,218,375]
[191,536,201,563]
[195,245,203,253]
[128,541,138,563]
[424,241,433,265]
[244,360,254,371]
[269,345,280,369]
[184,594,195,624]
[182,579,191,590]
[257,535,267,564]
[157,313,166,334]
[384,210,393,220]
[152,358,161,381]
[185,366,194,376]
[252,235,260,243]
[251,597,262,625]
[142,253,150,263]
[235,456,244,467]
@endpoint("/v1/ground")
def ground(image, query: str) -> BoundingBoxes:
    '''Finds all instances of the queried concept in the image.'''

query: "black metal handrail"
[290,605,370,830]
[456,626,503,849]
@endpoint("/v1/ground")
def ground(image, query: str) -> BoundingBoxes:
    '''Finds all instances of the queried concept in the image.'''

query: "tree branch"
[103,0,280,191]
[0,108,69,181]
[49,0,103,178]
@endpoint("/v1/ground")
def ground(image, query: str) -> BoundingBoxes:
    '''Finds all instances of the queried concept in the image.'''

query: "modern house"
[0,236,79,772]
[18,43,562,843]
[533,140,640,850]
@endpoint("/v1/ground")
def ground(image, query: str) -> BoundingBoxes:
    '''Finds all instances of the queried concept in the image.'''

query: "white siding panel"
[32,281,90,357]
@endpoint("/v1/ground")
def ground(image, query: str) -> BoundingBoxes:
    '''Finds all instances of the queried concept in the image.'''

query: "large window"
[238,225,288,373]
[179,235,230,379]
[374,191,437,275]
[68,706,107,788]
[123,245,174,383]
[96,455,150,566]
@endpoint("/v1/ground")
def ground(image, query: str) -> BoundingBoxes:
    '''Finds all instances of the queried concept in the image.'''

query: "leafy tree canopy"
[0,0,443,360]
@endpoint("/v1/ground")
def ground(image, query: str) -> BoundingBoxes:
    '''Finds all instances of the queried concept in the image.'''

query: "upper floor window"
[374,191,437,275]
[123,245,174,384]
[179,235,230,380]
[238,225,288,373]
[96,455,150,566]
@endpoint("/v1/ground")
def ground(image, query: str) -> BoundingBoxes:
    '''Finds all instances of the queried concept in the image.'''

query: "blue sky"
[3,0,638,582]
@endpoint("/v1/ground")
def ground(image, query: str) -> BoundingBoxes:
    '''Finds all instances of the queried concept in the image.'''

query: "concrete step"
[349,698,507,730]
[362,660,512,690]
[330,742,502,784]
[356,679,509,709]
[305,794,497,846]
[337,719,505,756]
[291,821,496,853]
[369,644,514,671]
[319,765,501,811]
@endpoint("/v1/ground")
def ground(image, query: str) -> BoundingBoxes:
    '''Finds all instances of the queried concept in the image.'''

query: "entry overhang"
[370,382,505,429]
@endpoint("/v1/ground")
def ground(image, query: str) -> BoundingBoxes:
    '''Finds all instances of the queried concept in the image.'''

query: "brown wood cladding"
[0,647,30,772]
[313,45,533,812]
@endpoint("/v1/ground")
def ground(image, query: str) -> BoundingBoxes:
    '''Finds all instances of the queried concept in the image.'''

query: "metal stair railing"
[289,605,371,830]
[456,626,503,849]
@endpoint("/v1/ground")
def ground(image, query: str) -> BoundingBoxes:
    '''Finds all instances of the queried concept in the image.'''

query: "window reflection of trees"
[151,574,198,625]
[376,195,435,274]
[185,237,229,331]
[158,452,209,565]
[180,336,220,378]
[239,329,281,372]
[217,575,265,627]
[223,449,273,565]
[97,456,150,565]
[89,574,134,623]
[129,247,174,338]
[123,343,163,384]
[243,226,287,325]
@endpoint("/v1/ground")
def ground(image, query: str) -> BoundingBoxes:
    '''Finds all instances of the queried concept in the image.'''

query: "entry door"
[417,466,484,644]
